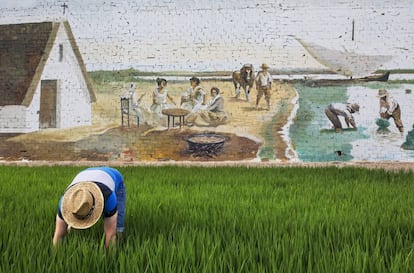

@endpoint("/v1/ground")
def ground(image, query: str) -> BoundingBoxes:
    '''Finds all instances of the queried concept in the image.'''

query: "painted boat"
[294,36,392,86]
[301,71,390,87]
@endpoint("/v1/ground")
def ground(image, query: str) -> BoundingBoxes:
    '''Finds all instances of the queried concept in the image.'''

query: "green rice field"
[1,165,414,273]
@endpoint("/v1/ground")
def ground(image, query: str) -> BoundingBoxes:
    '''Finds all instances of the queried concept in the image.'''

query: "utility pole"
[351,19,355,41]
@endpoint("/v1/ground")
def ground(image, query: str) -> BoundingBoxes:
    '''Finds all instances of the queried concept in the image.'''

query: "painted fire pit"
[186,133,226,157]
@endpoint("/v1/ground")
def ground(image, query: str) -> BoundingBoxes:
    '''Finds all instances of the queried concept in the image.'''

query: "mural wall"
[0,0,413,163]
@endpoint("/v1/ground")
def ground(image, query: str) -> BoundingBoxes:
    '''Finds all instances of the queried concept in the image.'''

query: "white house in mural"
[0,20,96,133]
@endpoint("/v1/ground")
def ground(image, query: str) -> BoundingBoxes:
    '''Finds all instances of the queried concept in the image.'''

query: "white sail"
[295,37,392,78]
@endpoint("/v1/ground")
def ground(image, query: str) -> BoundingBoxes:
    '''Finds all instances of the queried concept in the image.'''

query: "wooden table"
[162,108,190,129]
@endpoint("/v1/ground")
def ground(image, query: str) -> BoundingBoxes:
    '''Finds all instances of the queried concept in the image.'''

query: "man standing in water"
[325,102,359,133]
[378,89,404,135]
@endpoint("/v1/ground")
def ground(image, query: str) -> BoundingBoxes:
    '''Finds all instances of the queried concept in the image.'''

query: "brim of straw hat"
[61,182,104,229]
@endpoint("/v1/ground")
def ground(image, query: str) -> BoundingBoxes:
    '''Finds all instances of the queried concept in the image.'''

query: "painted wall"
[1,0,413,72]
[0,22,93,133]
[0,1,413,162]
[42,23,93,128]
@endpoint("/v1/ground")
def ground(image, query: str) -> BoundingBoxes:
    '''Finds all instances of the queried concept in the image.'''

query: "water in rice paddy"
[287,81,414,162]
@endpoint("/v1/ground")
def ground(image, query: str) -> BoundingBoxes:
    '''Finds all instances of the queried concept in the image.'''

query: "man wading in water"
[325,103,360,133]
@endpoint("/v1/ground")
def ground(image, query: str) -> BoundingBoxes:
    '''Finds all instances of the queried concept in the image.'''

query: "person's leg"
[186,112,197,124]
[392,106,404,133]
[325,108,342,130]
[199,111,211,123]
[264,88,271,109]
[256,89,264,108]
[116,183,126,234]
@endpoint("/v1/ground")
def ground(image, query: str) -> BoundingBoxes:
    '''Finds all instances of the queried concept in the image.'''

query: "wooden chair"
[120,97,130,127]
[120,97,139,127]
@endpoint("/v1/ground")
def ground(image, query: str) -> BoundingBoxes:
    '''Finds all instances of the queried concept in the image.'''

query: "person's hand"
[349,118,356,128]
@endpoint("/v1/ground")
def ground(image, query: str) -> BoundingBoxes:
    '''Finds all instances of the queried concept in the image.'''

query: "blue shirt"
[58,167,125,219]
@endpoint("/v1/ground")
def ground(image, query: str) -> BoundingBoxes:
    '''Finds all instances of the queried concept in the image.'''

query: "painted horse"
[232,64,255,101]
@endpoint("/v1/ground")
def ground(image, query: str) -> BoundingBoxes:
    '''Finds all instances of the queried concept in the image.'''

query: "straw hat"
[378,89,388,98]
[349,103,360,112]
[260,63,270,69]
[61,182,104,229]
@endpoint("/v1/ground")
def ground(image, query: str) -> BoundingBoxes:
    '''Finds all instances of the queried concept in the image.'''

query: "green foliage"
[88,68,157,84]
[88,69,232,85]
[376,118,391,128]
[2,166,414,273]
[402,124,414,150]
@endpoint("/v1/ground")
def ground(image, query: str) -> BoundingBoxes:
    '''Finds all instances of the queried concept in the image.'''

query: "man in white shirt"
[255,63,273,110]
[378,89,403,134]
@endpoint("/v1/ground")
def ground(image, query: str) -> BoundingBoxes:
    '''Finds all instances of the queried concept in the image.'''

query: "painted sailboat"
[295,36,392,85]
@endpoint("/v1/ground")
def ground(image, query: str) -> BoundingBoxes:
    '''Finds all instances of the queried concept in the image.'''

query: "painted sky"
[0,0,413,72]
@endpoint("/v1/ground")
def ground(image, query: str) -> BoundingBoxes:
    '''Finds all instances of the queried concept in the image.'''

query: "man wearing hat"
[255,63,273,110]
[378,88,404,134]
[53,166,126,249]
[325,102,360,133]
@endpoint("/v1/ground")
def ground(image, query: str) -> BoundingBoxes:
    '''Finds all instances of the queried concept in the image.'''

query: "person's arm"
[268,73,273,90]
[152,92,156,104]
[207,97,223,112]
[167,94,176,105]
[104,212,118,249]
[349,118,357,128]
[345,116,357,128]
[52,215,68,247]
[201,92,206,105]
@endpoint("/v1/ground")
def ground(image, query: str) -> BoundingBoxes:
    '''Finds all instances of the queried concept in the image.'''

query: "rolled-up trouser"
[256,87,271,104]
[325,106,342,129]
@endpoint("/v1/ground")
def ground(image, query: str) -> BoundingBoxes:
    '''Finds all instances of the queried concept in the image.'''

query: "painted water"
[135,73,414,162]
[135,73,414,82]
[289,82,414,162]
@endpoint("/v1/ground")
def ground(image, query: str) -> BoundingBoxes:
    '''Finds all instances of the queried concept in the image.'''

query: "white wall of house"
[0,106,28,133]
[0,22,93,133]
[38,23,92,129]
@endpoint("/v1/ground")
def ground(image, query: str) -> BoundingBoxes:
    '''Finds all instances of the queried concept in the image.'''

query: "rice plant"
[1,166,414,273]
